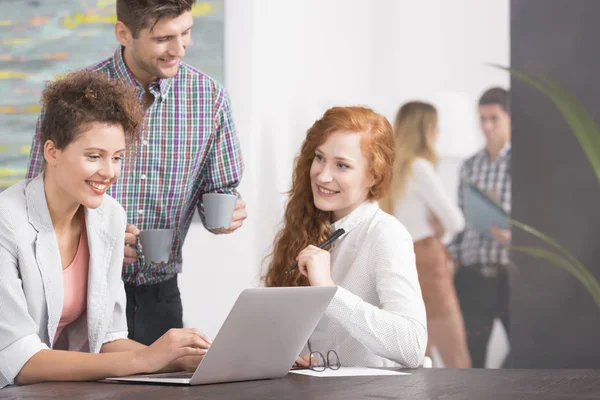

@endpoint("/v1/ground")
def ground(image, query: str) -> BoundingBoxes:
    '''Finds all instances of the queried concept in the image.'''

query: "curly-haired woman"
[0,71,210,388]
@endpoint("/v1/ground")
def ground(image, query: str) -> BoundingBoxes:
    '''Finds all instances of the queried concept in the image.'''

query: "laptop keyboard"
[139,371,194,379]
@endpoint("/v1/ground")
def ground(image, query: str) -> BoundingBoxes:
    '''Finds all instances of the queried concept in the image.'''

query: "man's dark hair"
[116,0,196,38]
[478,87,510,114]
[41,70,143,151]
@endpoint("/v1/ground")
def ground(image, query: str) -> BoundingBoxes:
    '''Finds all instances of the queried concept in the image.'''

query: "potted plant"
[493,65,600,309]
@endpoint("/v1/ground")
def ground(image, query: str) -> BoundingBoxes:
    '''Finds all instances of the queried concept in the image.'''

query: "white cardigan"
[394,158,465,242]
[0,174,129,388]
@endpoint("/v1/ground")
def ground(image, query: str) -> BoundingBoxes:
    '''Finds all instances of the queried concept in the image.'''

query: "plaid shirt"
[448,143,511,266]
[27,47,244,285]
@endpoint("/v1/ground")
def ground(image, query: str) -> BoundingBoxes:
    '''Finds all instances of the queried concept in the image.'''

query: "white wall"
[180,0,509,367]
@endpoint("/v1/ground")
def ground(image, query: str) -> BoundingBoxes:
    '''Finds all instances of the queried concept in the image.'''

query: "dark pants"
[125,276,183,345]
[454,264,510,368]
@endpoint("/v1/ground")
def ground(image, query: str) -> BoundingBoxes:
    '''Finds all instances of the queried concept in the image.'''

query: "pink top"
[53,217,89,346]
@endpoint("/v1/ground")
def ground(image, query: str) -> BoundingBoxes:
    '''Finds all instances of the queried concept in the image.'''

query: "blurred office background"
[189,0,510,368]
[205,0,600,368]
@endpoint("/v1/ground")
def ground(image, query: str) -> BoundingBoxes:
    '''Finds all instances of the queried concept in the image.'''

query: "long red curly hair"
[264,106,396,287]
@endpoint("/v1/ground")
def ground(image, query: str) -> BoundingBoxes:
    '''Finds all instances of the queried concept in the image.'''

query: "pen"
[285,228,346,273]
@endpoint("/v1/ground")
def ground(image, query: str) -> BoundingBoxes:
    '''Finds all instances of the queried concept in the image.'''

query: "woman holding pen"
[264,106,427,369]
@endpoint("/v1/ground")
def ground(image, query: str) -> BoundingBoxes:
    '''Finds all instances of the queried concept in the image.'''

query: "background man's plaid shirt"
[27,47,244,286]
[448,143,511,266]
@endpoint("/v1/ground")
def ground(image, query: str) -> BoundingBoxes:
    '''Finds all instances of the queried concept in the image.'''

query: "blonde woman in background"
[381,101,471,368]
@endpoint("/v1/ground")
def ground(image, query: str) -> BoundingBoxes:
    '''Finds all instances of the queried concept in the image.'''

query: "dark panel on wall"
[511,0,600,368]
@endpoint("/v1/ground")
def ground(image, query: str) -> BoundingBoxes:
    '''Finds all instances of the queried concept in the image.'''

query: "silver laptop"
[104,286,337,385]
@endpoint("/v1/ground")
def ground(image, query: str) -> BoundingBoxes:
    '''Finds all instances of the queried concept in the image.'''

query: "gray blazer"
[0,174,128,388]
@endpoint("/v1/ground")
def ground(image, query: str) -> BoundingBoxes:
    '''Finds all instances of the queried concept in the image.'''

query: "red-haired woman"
[264,106,427,369]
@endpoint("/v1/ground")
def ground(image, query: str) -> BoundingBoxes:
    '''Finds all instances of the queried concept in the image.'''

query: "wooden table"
[2,368,600,399]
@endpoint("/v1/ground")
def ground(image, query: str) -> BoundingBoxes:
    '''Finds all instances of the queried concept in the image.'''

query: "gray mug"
[203,193,238,229]
[139,229,174,264]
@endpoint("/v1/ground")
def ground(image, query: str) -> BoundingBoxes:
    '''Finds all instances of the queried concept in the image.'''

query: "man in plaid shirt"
[27,0,247,345]
[448,87,511,368]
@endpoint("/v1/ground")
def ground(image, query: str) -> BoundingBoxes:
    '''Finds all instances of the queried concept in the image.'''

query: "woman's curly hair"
[40,70,143,153]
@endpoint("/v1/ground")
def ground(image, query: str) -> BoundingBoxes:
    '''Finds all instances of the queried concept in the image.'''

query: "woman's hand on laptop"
[156,346,212,373]
[292,355,310,369]
[171,355,206,372]
[135,328,212,373]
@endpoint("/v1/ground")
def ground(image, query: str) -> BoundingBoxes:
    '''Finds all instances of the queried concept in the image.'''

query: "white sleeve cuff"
[0,333,48,389]
[325,286,362,325]
[103,331,129,344]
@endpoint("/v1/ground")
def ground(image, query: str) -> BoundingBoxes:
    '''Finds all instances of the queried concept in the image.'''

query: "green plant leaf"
[510,218,600,303]
[539,75,600,179]
[491,64,600,183]
[510,245,600,309]
[510,218,578,267]
[489,64,600,311]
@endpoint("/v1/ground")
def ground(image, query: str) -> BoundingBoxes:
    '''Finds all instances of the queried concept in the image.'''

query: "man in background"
[449,87,512,368]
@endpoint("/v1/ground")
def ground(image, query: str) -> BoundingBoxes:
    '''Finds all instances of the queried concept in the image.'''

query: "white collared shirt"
[394,158,465,242]
[308,201,427,368]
